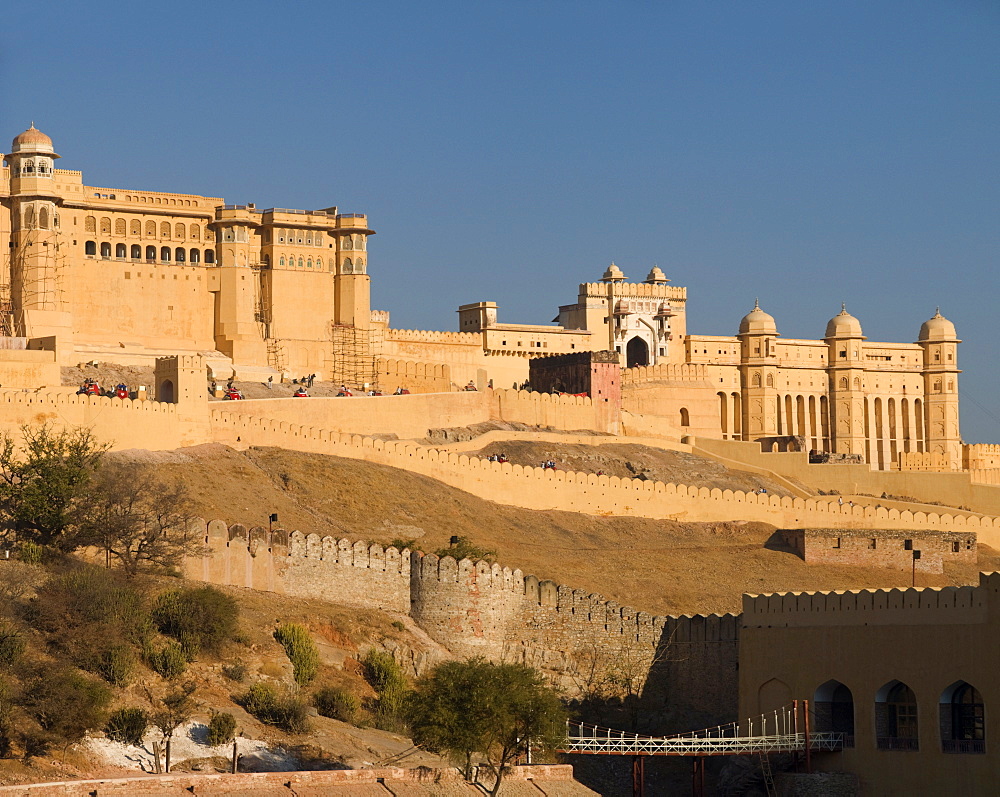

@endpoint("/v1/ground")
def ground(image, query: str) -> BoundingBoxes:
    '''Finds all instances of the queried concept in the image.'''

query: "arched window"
[298,257,304,268]
[53,213,60,228]
[190,249,200,263]
[765,373,774,388]
[357,235,366,251]
[356,259,365,272]
[317,257,323,269]
[38,207,49,230]
[115,218,126,236]
[85,215,97,233]
[160,222,170,238]
[342,257,353,274]
[116,243,127,259]
[814,680,855,747]
[22,206,35,229]
[306,258,313,268]
[853,377,861,390]
[175,223,185,239]
[190,225,200,239]
[175,247,185,262]
[146,245,156,260]
[876,681,919,751]
[941,682,985,754]
[22,160,34,173]
[85,241,97,256]
[100,242,112,258]
[131,244,141,259]
[839,377,848,390]
[342,236,353,250]
[160,246,171,262]
[145,220,156,237]
[752,373,761,388]
[679,408,690,427]
[100,217,112,234]
[204,250,215,264]
[279,257,286,267]
[130,220,141,236]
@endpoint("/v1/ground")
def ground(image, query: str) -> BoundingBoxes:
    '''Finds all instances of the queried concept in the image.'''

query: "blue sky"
[4,1,999,439]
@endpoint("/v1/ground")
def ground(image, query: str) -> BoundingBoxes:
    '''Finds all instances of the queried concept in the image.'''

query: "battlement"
[578,282,687,301]
[386,328,482,346]
[742,572,1000,627]
[622,362,711,384]
[413,553,524,592]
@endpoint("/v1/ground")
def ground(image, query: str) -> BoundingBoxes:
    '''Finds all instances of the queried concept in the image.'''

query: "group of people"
[487,453,510,464]
[77,379,130,399]
[540,460,558,470]
[293,374,317,388]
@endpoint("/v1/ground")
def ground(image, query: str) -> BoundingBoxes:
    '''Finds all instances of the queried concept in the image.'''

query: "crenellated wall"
[375,358,452,394]
[184,518,739,715]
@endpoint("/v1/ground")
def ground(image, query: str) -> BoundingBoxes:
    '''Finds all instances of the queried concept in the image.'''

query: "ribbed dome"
[918,309,958,342]
[825,305,864,339]
[601,262,625,282]
[738,300,778,335]
[11,124,56,155]
[644,266,668,284]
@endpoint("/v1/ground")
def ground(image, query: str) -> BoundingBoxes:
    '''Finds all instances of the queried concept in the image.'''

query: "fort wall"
[184,518,739,717]
[207,410,1000,536]
[375,358,452,394]
[778,528,976,574]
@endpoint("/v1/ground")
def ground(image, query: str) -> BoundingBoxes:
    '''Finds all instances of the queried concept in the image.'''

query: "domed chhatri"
[10,123,57,156]
[644,266,669,284]
[738,299,778,336]
[825,304,864,339]
[918,308,959,342]
[600,262,625,282]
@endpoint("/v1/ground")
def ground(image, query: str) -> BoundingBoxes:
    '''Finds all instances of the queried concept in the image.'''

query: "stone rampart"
[185,517,739,714]
[579,281,685,300]
[779,528,976,574]
[385,328,482,345]
[898,451,954,471]
[622,362,710,384]
[375,357,452,393]
[964,443,1000,470]
[208,410,1000,535]
[741,572,1000,628]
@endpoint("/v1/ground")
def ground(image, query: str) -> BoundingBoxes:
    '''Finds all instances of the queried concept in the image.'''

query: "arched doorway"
[158,379,174,403]
[814,680,855,747]
[876,680,919,751]
[626,336,649,368]
[940,681,985,753]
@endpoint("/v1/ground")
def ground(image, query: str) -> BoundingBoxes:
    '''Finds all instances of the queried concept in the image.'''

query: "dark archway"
[158,379,175,403]
[876,680,919,751]
[814,680,855,747]
[941,681,985,754]
[626,336,649,368]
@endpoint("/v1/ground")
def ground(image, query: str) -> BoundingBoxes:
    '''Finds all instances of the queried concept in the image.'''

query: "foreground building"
[740,574,999,794]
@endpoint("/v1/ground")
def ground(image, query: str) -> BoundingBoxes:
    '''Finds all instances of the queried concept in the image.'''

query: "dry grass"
[111,444,1000,616]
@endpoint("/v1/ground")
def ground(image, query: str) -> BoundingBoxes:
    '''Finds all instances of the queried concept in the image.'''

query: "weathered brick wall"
[779,528,976,574]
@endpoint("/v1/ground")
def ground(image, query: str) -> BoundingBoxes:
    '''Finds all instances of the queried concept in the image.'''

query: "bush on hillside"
[206,711,237,746]
[240,682,310,734]
[434,536,496,563]
[97,643,137,687]
[146,641,187,680]
[105,707,149,746]
[152,586,238,658]
[0,623,25,671]
[362,649,408,731]
[313,686,360,724]
[19,664,111,746]
[273,623,319,685]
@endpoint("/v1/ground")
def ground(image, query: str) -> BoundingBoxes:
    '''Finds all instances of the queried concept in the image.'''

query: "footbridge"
[558,700,843,796]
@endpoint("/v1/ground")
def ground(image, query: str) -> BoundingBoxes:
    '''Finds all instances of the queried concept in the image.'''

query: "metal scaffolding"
[329,323,383,390]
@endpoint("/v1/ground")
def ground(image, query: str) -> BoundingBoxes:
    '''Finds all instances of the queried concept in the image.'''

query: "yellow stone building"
[1,125,374,378]
[0,126,964,469]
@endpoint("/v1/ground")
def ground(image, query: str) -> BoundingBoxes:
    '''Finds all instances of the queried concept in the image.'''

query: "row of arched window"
[809,678,985,753]
[84,217,203,240]
[12,159,53,176]
[84,242,214,264]
[21,206,59,230]
[120,195,200,207]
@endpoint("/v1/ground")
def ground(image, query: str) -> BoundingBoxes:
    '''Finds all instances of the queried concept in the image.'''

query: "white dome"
[738,300,777,335]
[825,305,864,339]
[918,309,958,342]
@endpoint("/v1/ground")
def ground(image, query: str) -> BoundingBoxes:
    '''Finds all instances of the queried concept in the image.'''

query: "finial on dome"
[841,302,846,313]
[935,306,941,316]
[754,298,760,310]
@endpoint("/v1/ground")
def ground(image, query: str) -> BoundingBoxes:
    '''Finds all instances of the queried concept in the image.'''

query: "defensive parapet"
[578,282,686,301]
[385,328,482,346]
[622,362,711,384]
[741,571,1000,629]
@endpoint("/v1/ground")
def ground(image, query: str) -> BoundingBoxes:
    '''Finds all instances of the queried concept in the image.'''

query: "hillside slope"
[113,444,999,615]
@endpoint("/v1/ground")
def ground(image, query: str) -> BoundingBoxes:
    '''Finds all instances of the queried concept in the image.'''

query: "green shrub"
[20,665,111,744]
[273,623,319,685]
[105,707,149,745]
[313,686,360,723]
[152,586,238,657]
[17,542,43,565]
[434,536,496,562]
[362,649,408,731]
[206,711,237,746]
[97,644,137,686]
[222,661,248,682]
[240,682,310,734]
[391,620,406,632]
[147,642,187,680]
[0,624,25,670]
[389,538,419,552]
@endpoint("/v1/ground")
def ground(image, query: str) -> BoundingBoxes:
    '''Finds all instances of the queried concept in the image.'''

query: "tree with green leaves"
[405,658,566,796]
[0,424,109,551]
